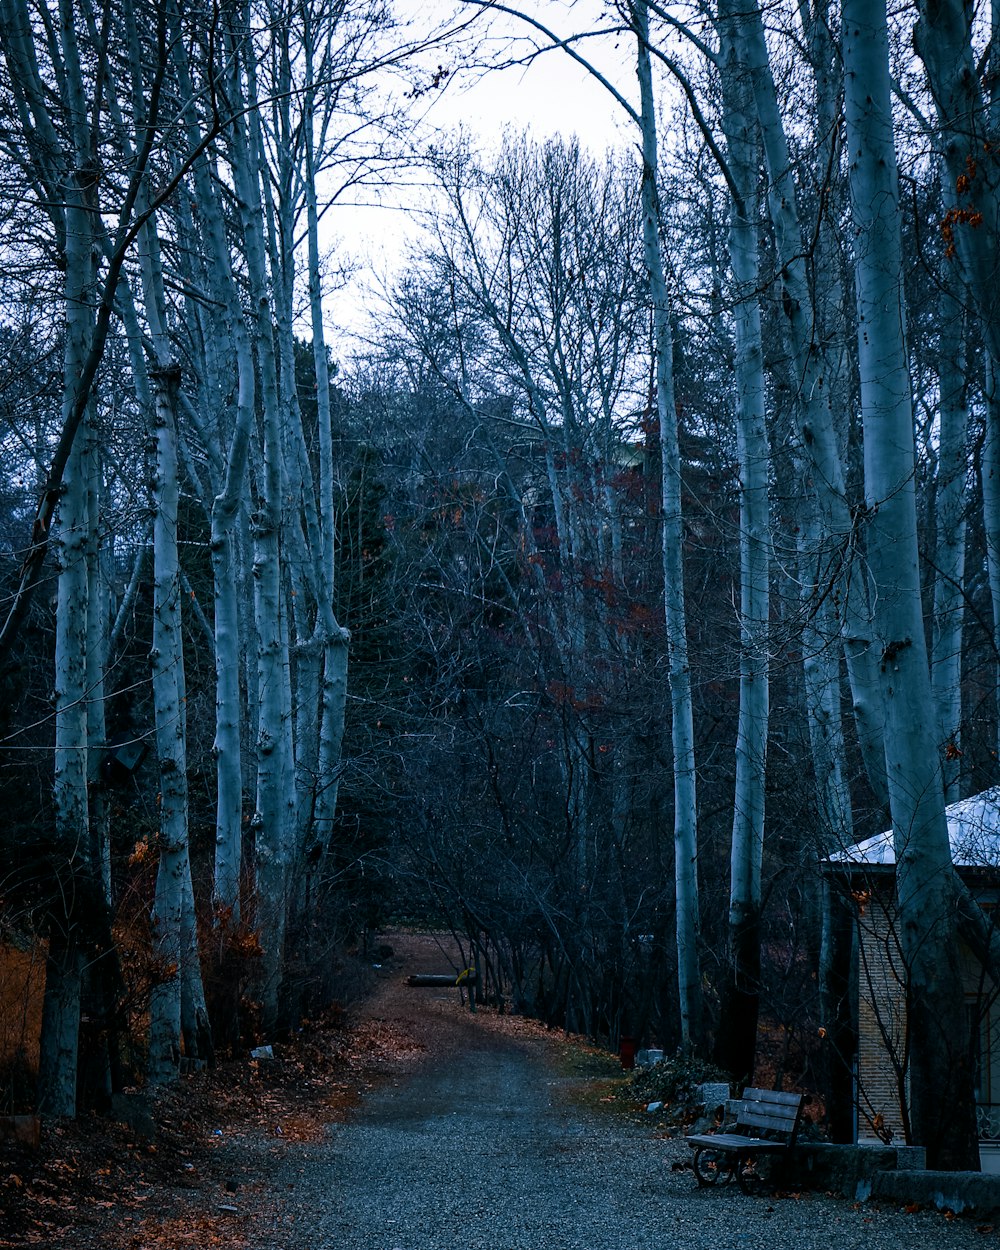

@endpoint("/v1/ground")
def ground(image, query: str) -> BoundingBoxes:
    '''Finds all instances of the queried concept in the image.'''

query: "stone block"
[697,1082,730,1114]
[771,1142,898,1195]
[870,1167,1000,1216]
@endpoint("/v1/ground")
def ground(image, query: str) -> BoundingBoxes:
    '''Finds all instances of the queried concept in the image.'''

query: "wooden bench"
[686,1087,803,1192]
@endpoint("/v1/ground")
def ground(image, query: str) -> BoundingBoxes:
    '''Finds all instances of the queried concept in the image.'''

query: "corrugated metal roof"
[827,786,1000,867]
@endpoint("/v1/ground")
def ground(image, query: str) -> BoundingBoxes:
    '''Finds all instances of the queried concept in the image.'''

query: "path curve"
[237,934,991,1250]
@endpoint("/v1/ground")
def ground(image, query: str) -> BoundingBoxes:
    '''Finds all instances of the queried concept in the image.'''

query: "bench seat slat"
[685,1132,788,1153]
[738,1108,799,1132]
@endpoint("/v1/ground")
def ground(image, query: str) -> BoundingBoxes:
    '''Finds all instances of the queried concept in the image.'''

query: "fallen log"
[406,972,477,988]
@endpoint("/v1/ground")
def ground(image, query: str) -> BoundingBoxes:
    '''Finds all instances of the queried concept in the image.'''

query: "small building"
[827,787,1000,1171]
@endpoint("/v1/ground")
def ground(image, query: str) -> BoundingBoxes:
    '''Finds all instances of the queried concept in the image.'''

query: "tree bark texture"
[843,0,979,1170]
[39,160,95,1118]
[635,0,701,1050]
[930,291,968,803]
[715,0,771,1084]
[146,360,191,1085]
[228,35,295,1029]
[737,0,887,807]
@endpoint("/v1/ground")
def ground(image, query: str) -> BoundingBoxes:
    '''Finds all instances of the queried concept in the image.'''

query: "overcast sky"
[324,1,638,346]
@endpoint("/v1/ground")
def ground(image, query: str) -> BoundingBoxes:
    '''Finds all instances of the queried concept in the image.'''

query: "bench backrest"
[734,1087,803,1143]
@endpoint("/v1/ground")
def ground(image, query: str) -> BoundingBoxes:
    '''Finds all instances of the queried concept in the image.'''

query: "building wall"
[855,887,908,1143]
[854,884,1000,1147]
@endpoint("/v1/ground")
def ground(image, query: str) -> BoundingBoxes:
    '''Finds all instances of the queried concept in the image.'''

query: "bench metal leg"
[692,1146,734,1186]
[692,1147,770,1194]
[732,1154,767,1195]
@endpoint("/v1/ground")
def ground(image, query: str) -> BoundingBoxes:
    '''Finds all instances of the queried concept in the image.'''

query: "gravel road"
[231,943,994,1250]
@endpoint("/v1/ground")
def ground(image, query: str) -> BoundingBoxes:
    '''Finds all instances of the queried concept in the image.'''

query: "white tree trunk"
[169,25,254,922]
[635,0,701,1048]
[145,358,190,1086]
[985,358,1000,764]
[914,0,1000,364]
[228,39,293,1027]
[931,292,968,803]
[737,0,887,806]
[719,0,770,1079]
[84,424,110,905]
[131,45,216,1059]
[179,845,212,1065]
[843,0,978,1169]
[38,158,93,1118]
[272,172,351,878]
[799,512,853,849]
[301,25,351,871]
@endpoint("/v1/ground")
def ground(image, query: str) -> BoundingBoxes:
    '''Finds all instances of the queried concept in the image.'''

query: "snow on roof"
[828,786,1000,868]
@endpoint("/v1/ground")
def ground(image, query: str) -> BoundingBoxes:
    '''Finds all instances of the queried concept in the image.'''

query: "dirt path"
[215,934,993,1250]
[233,931,670,1250]
[10,930,993,1249]
[8,930,994,1250]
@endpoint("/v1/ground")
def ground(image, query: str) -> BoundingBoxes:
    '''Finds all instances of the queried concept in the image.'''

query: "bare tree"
[843,0,978,1169]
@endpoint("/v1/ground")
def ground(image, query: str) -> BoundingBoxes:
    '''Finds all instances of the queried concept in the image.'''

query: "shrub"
[629,1051,730,1116]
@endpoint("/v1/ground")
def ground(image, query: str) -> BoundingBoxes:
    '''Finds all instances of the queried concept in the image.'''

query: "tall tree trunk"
[146,359,191,1085]
[843,0,978,1169]
[80,411,117,1106]
[800,512,854,850]
[302,26,351,873]
[989,6,1000,767]
[819,879,857,1143]
[738,0,888,807]
[985,359,1000,765]
[134,99,215,1065]
[179,861,213,1065]
[715,0,770,1082]
[169,23,255,924]
[228,32,293,1029]
[634,0,701,1049]
[914,0,1000,365]
[38,158,94,1118]
[931,292,968,803]
[271,121,351,880]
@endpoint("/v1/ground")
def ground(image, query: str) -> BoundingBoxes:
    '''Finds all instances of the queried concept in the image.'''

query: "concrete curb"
[772,1142,1000,1217]
[867,1168,1000,1217]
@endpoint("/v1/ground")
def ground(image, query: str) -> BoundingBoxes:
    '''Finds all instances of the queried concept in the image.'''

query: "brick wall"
[855,886,908,1143]
[854,883,997,1146]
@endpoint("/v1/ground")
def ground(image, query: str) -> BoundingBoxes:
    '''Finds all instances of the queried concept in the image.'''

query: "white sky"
[417,2,636,144]
[323,1,638,346]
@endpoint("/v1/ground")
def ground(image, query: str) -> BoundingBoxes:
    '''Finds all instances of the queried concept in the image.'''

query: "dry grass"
[0,943,44,1109]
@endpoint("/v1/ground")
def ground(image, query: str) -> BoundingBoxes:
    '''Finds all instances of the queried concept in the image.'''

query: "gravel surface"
[212,940,1000,1250]
[214,940,997,1250]
[232,1000,990,1245]
[10,932,989,1250]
